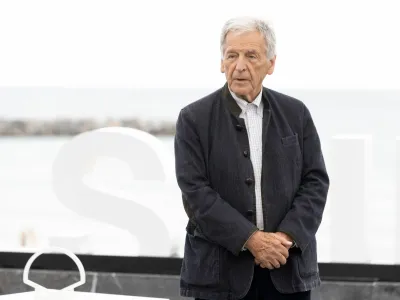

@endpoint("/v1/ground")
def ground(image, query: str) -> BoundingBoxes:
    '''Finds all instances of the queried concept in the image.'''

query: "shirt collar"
[229,87,263,117]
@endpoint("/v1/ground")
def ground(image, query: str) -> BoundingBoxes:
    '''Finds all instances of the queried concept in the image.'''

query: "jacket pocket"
[280,133,302,167]
[296,238,319,277]
[180,226,220,287]
[281,133,299,146]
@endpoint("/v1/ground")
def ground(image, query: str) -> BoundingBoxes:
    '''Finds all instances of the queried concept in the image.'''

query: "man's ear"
[267,55,277,75]
[220,60,225,73]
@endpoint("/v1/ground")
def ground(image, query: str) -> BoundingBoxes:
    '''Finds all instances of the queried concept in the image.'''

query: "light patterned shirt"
[229,89,264,230]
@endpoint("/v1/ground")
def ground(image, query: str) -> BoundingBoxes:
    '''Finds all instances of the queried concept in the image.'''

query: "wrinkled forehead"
[222,30,267,54]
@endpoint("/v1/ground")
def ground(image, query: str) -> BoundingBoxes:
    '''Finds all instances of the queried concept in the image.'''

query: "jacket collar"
[222,82,270,118]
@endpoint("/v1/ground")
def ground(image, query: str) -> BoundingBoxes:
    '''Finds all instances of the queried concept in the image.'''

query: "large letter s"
[51,127,177,256]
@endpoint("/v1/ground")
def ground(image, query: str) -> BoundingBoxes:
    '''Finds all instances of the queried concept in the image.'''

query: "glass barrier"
[0,88,399,265]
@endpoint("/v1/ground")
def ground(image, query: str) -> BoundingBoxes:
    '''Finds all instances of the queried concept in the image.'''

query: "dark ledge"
[0,252,399,282]
[0,118,176,136]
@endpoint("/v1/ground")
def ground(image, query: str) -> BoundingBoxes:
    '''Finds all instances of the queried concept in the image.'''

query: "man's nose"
[235,57,247,72]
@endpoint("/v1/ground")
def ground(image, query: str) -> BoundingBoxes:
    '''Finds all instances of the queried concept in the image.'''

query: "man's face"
[221,30,276,102]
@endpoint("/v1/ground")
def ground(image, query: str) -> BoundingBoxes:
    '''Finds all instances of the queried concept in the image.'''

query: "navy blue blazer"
[174,83,329,299]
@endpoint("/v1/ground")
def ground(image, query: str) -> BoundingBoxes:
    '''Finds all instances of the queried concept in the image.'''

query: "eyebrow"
[225,49,259,55]
[246,50,258,55]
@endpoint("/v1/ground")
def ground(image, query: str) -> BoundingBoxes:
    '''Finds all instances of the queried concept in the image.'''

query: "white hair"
[220,16,277,59]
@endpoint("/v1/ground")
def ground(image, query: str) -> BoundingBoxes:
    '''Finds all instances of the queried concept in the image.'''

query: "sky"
[0,0,399,90]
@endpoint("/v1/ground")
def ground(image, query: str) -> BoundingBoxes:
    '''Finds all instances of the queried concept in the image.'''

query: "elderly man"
[174,16,329,300]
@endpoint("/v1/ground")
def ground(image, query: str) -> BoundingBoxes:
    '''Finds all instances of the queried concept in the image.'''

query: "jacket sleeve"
[277,104,330,252]
[174,107,259,256]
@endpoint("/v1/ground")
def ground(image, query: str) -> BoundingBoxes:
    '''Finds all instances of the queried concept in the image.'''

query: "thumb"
[283,239,293,246]
[272,233,293,246]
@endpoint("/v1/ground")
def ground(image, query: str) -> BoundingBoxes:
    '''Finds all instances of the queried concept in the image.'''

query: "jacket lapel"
[221,83,272,156]
[261,87,272,156]
[221,83,242,118]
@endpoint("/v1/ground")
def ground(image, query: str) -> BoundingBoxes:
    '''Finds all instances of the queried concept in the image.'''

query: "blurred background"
[0,0,399,266]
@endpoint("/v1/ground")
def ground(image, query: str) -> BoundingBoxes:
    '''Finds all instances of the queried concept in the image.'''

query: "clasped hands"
[245,231,293,270]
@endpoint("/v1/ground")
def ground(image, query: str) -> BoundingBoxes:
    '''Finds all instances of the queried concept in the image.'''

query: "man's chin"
[230,85,249,95]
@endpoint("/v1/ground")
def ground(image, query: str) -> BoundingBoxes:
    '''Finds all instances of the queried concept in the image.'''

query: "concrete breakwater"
[0,118,176,136]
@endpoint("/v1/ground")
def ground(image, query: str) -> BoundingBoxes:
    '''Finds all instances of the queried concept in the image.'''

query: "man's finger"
[266,262,274,270]
[275,243,290,258]
[272,233,293,247]
[276,253,287,266]
[260,260,274,269]
[271,259,281,269]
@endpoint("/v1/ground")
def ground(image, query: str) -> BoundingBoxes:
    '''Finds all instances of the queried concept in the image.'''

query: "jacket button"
[245,178,253,185]
[235,124,243,131]
[246,210,254,216]
[243,150,249,157]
